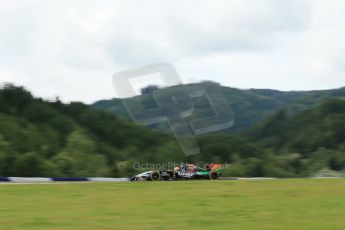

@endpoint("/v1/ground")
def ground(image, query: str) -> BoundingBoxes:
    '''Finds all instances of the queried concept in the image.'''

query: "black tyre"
[150,172,160,181]
[174,172,179,180]
[210,171,219,180]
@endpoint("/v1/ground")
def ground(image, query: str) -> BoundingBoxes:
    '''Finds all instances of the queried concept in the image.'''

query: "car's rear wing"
[209,163,222,172]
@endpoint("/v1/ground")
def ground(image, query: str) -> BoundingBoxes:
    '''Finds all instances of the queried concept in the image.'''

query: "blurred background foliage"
[0,83,345,177]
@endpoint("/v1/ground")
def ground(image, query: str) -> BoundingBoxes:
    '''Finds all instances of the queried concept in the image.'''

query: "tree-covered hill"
[0,84,185,177]
[0,84,344,178]
[93,82,345,132]
[192,98,345,177]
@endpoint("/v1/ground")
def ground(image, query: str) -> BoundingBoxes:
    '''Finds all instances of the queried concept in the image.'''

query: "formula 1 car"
[130,163,222,181]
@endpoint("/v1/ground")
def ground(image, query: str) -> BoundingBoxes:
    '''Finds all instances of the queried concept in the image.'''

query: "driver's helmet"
[186,164,196,172]
[205,164,211,171]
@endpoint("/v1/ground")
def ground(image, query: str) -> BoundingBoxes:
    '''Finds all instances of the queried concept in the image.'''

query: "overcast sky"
[0,0,345,103]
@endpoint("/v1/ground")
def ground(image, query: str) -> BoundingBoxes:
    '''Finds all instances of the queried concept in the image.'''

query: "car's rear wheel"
[210,171,219,180]
[150,172,161,181]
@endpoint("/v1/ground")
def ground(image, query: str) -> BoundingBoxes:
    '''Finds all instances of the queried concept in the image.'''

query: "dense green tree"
[0,134,18,176]
[13,152,55,177]
[53,129,109,177]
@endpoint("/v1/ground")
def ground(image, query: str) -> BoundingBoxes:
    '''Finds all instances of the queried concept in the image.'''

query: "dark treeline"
[0,84,344,177]
[193,99,345,177]
[0,84,185,177]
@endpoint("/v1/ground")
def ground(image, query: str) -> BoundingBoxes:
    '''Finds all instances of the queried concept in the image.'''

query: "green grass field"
[1,179,345,230]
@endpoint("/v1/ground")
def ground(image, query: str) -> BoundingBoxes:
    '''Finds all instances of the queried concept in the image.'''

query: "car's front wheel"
[150,172,161,181]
